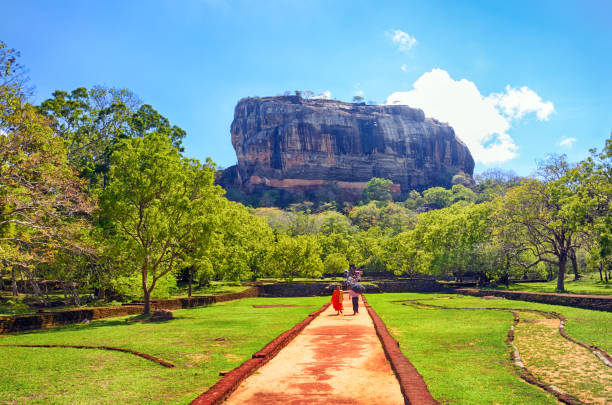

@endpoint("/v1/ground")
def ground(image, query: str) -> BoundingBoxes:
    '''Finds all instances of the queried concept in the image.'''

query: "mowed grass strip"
[418,293,612,353]
[367,293,557,405]
[495,273,612,296]
[0,296,326,405]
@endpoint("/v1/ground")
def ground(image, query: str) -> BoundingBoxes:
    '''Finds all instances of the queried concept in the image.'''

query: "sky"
[2,0,611,175]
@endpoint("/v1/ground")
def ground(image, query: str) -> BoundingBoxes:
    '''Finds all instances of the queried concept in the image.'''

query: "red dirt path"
[224,294,405,404]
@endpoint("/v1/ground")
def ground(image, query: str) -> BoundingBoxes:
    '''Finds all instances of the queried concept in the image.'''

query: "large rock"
[219,96,474,203]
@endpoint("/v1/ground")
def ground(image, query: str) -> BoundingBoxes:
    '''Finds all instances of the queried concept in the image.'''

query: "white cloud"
[389,29,417,52]
[559,137,576,148]
[313,90,331,99]
[386,69,554,164]
[488,85,554,120]
[400,64,407,72]
[354,89,364,97]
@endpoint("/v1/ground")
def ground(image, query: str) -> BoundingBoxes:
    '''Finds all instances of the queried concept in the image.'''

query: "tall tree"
[101,132,221,314]
[0,57,93,297]
[40,87,186,189]
[496,156,585,291]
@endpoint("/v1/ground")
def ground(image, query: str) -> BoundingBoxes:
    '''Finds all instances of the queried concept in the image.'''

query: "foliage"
[495,156,586,290]
[0,73,93,294]
[100,132,221,313]
[422,186,452,208]
[323,252,349,274]
[40,86,185,189]
[264,234,323,281]
[362,177,393,202]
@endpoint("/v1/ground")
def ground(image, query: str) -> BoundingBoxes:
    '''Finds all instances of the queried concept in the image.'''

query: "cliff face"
[219,96,474,203]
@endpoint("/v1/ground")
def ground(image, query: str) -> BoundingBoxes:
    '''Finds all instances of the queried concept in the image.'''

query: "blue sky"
[2,0,611,175]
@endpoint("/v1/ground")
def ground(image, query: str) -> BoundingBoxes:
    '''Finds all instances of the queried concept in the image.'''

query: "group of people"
[331,266,363,316]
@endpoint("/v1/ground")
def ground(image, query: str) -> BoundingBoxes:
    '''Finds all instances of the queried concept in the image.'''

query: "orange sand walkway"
[224,293,404,404]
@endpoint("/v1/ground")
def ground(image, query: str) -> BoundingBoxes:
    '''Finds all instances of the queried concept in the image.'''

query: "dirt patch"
[515,311,612,404]
[224,353,243,362]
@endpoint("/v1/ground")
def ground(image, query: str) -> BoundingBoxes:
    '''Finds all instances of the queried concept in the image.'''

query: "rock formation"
[218,96,474,204]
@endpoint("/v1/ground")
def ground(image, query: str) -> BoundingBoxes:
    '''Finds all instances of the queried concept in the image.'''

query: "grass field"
[494,272,612,296]
[367,292,612,404]
[0,296,326,404]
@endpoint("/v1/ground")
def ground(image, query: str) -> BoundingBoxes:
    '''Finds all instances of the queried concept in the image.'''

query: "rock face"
[219,96,474,204]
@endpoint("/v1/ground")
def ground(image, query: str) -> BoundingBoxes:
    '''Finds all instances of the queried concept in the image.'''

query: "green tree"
[496,156,585,291]
[422,186,452,208]
[571,137,612,282]
[362,178,393,202]
[323,253,349,275]
[264,234,323,281]
[406,203,492,280]
[101,132,221,313]
[0,62,93,297]
[40,86,186,189]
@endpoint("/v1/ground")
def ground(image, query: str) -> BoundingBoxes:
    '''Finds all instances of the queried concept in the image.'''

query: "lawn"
[0,296,326,404]
[367,293,612,404]
[493,272,612,296]
[170,280,250,298]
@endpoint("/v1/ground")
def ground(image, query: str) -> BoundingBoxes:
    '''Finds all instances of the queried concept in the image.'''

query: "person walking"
[348,285,360,315]
[331,285,344,315]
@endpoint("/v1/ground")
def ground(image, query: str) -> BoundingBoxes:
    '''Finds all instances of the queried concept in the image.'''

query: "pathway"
[224,293,404,404]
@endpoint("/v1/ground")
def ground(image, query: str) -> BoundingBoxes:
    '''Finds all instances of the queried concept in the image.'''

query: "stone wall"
[457,288,612,312]
[0,287,261,334]
[375,279,448,293]
[262,279,448,297]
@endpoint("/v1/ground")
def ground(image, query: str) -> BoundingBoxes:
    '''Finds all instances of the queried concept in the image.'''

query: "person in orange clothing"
[331,285,344,315]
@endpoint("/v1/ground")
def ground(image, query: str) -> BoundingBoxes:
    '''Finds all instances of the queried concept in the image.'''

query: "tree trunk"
[11,267,18,297]
[143,289,151,315]
[599,262,604,282]
[556,253,567,291]
[570,250,580,280]
[70,283,81,306]
[25,268,44,303]
[188,266,193,298]
[19,269,27,293]
[504,255,510,287]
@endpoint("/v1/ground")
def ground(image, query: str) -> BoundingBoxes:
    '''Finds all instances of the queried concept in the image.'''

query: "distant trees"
[352,95,364,103]
[362,177,393,202]
[4,40,612,306]
[264,234,323,281]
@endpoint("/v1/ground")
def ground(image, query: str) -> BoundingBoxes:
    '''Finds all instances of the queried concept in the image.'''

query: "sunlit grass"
[367,292,611,404]
[0,296,326,404]
[494,272,612,296]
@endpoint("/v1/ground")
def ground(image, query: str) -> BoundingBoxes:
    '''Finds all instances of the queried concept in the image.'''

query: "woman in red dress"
[331,285,344,315]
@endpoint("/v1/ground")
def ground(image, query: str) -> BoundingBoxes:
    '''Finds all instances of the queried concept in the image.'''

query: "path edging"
[362,295,439,405]
[190,302,331,405]
[0,343,175,368]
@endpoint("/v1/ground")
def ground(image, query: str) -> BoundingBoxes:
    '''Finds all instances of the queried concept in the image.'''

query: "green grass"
[492,272,612,296]
[418,293,612,353]
[170,281,250,298]
[0,296,326,404]
[368,293,565,404]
